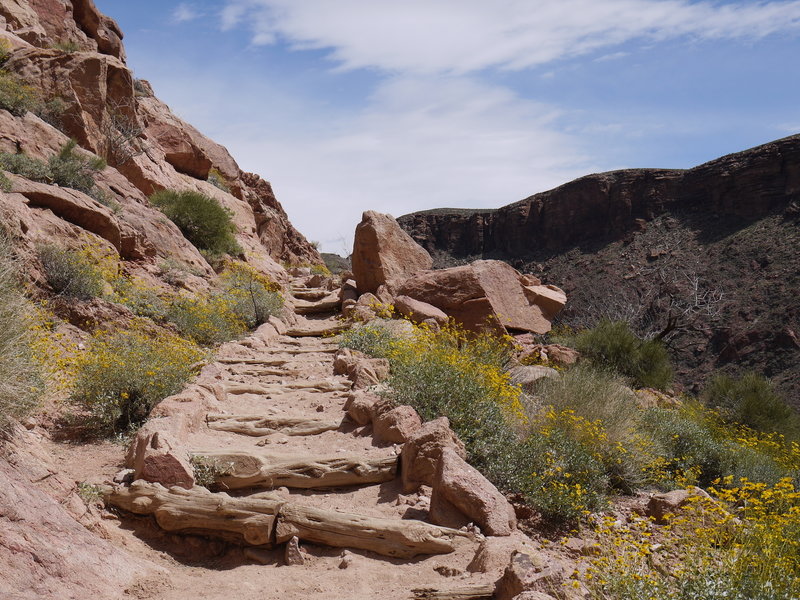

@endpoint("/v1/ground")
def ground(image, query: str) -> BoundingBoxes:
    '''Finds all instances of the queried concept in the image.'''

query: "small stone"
[338,550,353,569]
[113,469,135,484]
[285,536,304,566]
[434,565,462,577]
[316,405,324,412]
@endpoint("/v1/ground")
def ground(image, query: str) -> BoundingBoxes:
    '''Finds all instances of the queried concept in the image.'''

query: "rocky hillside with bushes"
[398,135,800,404]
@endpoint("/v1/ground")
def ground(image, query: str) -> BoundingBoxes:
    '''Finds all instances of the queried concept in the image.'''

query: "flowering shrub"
[38,243,104,299]
[0,230,42,429]
[69,324,206,433]
[584,479,800,599]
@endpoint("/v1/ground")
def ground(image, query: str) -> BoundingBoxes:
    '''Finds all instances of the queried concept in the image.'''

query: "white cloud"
[200,76,596,253]
[173,3,201,23]
[219,0,800,74]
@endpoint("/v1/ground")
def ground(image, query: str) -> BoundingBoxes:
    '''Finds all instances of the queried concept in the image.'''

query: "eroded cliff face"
[398,135,800,258]
[398,135,800,404]
[0,0,322,277]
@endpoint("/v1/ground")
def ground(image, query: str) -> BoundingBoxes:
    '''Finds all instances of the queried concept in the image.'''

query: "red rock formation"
[352,210,433,294]
[398,134,800,257]
[0,0,322,271]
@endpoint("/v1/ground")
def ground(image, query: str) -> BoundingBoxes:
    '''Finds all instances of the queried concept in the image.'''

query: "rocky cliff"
[399,135,800,403]
[0,0,321,279]
[399,134,800,258]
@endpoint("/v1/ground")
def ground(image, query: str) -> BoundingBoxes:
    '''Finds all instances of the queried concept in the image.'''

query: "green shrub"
[48,139,106,194]
[38,244,104,299]
[704,372,798,438]
[0,229,42,429]
[0,70,40,116]
[0,40,12,67]
[575,319,673,389]
[51,40,79,53]
[217,261,283,328]
[150,189,242,258]
[111,277,168,320]
[640,403,797,488]
[0,151,50,181]
[0,140,106,197]
[69,326,205,433]
[206,168,230,193]
[165,294,246,346]
[0,171,11,192]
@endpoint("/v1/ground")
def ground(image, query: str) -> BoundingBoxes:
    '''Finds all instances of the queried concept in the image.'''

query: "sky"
[94,0,800,254]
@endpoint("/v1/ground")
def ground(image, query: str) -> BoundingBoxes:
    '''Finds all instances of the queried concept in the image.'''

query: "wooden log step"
[224,380,351,395]
[411,585,495,599]
[286,323,348,337]
[276,347,339,355]
[190,450,398,490]
[294,296,341,315]
[216,358,290,366]
[103,480,282,546]
[206,413,342,437]
[104,481,465,558]
[276,502,467,559]
[292,289,330,301]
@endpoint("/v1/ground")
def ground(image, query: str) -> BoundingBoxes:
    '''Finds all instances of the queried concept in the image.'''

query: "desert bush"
[0,40,12,66]
[165,293,246,346]
[0,140,106,197]
[0,151,50,181]
[48,139,106,194]
[38,244,104,299]
[150,189,242,258]
[190,455,235,489]
[0,229,42,429]
[575,319,673,389]
[704,371,799,438]
[206,168,230,193]
[639,402,798,488]
[0,70,40,116]
[69,325,205,433]
[111,276,168,320]
[51,39,79,53]
[218,261,283,328]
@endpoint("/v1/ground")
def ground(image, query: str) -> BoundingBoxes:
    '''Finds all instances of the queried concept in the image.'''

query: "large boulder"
[400,417,467,492]
[394,259,565,334]
[429,447,517,536]
[352,211,433,294]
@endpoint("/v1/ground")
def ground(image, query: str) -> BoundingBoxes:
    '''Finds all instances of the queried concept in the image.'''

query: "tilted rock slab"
[352,210,433,294]
[430,447,517,537]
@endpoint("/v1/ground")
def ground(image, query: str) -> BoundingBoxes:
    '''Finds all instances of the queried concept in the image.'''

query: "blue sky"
[95,0,800,253]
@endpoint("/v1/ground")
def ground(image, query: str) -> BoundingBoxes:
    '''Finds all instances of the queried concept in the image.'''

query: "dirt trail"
[56,277,525,600]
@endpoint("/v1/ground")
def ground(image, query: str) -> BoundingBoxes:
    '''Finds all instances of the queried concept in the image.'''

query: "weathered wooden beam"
[224,379,350,395]
[206,414,341,437]
[102,481,282,546]
[104,481,466,558]
[411,585,496,599]
[276,503,466,559]
[191,450,398,490]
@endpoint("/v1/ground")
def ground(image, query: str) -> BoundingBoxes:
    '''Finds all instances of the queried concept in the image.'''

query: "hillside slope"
[398,135,800,403]
[0,0,321,279]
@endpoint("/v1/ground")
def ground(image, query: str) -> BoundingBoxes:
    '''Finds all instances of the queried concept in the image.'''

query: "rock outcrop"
[352,210,433,294]
[0,424,158,600]
[393,259,565,334]
[398,135,800,257]
[0,1,322,277]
